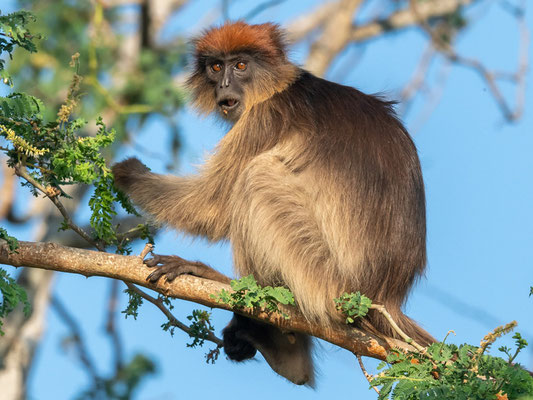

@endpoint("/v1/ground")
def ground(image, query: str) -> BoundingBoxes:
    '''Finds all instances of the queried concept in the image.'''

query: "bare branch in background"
[222,0,230,21]
[303,0,365,76]
[106,280,125,371]
[0,268,55,400]
[51,295,101,386]
[350,0,474,42]
[288,0,475,77]
[397,44,436,116]
[286,1,338,42]
[409,0,529,122]
[148,0,189,42]
[0,161,16,220]
[410,61,452,133]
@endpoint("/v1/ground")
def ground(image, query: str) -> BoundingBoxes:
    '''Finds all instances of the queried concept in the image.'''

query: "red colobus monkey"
[113,21,434,386]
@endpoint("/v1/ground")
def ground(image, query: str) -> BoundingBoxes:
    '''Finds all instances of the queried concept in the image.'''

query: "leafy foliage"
[8,0,186,145]
[0,10,39,86]
[370,324,533,400]
[2,39,140,250]
[0,92,44,119]
[213,275,295,318]
[121,289,143,320]
[0,227,19,252]
[0,268,31,335]
[186,309,215,348]
[334,291,372,323]
[0,6,181,399]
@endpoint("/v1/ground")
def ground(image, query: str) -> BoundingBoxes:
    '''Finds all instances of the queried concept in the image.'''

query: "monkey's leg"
[144,254,231,284]
[230,151,342,324]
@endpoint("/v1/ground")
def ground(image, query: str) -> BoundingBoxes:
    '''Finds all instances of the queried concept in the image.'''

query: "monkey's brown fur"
[113,21,434,384]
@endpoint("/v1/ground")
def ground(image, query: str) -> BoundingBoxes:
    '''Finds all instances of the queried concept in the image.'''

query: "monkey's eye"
[211,63,222,72]
[235,62,247,71]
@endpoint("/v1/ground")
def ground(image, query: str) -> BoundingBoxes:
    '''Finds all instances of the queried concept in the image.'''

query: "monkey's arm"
[112,158,230,241]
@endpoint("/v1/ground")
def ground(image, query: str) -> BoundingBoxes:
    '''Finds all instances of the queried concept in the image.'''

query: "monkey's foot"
[144,254,231,284]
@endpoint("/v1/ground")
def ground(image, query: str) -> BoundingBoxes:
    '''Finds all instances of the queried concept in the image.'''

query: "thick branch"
[0,240,413,360]
[304,0,364,76]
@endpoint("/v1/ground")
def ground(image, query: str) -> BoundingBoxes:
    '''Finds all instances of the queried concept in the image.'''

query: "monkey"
[112,21,435,386]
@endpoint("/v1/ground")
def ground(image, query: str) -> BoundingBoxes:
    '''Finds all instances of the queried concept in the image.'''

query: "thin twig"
[410,60,452,134]
[139,243,153,260]
[116,223,152,243]
[370,304,426,353]
[15,162,219,348]
[397,43,436,116]
[356,354,380,394]
[124,282,224,347]
[14,163,101,250]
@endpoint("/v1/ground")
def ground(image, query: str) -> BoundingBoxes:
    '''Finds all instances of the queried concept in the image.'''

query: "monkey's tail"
[362,306,435,347]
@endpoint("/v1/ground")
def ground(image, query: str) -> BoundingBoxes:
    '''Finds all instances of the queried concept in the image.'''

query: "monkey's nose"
[220,77,231,88]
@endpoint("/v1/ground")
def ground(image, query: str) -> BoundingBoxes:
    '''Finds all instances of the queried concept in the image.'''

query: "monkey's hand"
[111,157,151,192]
[144,254,231,285]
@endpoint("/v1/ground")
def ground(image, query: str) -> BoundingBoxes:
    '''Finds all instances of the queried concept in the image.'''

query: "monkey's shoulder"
[274,71,403,134]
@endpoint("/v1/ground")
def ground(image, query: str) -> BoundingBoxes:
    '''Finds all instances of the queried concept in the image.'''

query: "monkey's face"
[204,53,253,121]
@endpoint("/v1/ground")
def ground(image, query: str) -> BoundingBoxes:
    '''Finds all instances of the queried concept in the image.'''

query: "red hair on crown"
[194,21,287,59]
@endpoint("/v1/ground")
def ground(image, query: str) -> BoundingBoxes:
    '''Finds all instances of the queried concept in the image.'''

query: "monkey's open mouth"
[218,98,240,111]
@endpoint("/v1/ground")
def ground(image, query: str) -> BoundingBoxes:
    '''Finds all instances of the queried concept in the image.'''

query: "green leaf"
[0,268,31,335]
[122,289,143,320]
[334,291,372,323]
[0,227,19,252]
[213,275,295,319]
[0,93,44,119]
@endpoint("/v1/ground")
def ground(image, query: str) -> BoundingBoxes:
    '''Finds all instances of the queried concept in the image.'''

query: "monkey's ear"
[111,157,150,191]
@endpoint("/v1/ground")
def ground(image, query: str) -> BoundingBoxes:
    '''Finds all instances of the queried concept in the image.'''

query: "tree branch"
[350,0,474,42]
[304,0,365,76]
[0,240,415,361]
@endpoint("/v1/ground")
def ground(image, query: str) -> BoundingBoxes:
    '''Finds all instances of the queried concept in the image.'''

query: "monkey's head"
[187,22,299,122]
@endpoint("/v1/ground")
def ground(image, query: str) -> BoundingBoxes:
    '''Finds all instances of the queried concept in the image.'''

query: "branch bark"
[0,240,414,361]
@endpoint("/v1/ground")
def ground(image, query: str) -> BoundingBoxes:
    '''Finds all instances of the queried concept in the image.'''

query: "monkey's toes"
[146,263,184,283]
[144,255,195,283]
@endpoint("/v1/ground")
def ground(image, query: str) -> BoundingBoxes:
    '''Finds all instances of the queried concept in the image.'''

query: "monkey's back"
[277,71,425,299]
[229,70,429,342]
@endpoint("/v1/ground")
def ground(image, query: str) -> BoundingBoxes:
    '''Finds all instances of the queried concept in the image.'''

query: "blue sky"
[1,1,533,399]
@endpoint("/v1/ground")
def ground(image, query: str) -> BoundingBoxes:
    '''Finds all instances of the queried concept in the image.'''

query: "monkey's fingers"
[144,254,187,267]
[145,257,230,284]
[146,262,194,283]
